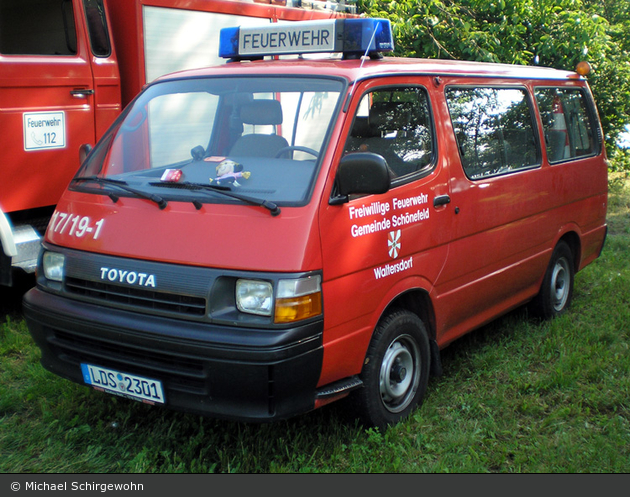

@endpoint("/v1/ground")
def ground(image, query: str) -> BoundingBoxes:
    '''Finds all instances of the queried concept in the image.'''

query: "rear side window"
[446,87,540,180]
[535,88,599,163]
[0,0,77,55]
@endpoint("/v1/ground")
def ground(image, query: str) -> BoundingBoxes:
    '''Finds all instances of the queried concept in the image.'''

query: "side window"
[446,87,539,180]
[0,0,77,55]
[535,88,599,163]
[343,86,435,181]
[83,0,111,57]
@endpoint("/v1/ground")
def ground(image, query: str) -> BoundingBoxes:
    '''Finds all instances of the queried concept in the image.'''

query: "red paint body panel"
[0,0,122,215]
[0,53,95,214]
[428,79,609,347]
[49,192,323,272]
[316,76,453,382]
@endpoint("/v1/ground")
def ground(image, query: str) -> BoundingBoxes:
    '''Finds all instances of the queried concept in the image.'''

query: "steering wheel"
[274,146,319,159]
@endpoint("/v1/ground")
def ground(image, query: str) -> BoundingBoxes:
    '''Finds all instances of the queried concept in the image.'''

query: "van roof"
[157,56,582,84]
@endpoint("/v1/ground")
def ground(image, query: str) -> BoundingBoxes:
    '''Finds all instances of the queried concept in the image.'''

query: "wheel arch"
[557,230,581,273]
[379,287,442,377]
[381,288,435,339]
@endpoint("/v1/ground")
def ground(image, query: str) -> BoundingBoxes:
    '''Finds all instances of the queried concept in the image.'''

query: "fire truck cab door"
[0,0,97,213]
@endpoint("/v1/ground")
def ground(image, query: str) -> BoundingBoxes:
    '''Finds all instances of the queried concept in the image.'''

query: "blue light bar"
[219,18,394,60]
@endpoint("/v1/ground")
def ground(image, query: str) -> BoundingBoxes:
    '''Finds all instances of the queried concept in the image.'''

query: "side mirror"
[79,143,93,165]
[334,152,390,200]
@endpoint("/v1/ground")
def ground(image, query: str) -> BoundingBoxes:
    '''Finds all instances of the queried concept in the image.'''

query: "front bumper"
[23,287,323,422]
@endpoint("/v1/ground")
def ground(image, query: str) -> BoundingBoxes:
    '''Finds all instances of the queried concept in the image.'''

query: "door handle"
[70,89,95,98]
[433,194,451,207]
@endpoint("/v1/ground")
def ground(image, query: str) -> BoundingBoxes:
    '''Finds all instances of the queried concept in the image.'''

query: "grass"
[1,174,629,473]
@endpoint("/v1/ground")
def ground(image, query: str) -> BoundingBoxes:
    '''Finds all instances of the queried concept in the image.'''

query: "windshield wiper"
[155,181,281,217]
[72,175,168,210]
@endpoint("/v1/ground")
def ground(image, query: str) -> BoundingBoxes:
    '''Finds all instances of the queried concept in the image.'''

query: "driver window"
[344,87,435,180]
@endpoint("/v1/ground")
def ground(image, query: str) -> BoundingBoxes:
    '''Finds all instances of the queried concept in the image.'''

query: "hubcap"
[379,335,421,413]
[551,257,570,311]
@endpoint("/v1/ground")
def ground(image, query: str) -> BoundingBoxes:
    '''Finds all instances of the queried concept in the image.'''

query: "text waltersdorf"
[374,257,414,280]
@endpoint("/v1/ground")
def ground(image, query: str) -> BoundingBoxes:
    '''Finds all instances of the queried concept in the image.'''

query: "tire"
[352,309,430,431]
[530,241,575,320]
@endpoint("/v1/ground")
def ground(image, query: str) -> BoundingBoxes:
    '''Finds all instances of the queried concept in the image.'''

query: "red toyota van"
[23,18,608,430]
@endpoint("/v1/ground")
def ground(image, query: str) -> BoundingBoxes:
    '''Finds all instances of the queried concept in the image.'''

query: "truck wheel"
[353,309,430,430]
[530,241,574,319]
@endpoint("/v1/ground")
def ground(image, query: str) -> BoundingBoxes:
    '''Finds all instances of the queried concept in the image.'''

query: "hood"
[46,191,323,273]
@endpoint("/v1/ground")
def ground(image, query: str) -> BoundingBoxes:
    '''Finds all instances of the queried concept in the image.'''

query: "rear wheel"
[352,309,430,431]
[530,241,575,319]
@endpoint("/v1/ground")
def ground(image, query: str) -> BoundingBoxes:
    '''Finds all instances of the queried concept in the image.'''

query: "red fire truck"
[0,0,355,285]
[23,18,607,429]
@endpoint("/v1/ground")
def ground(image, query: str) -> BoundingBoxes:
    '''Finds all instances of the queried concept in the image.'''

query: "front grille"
[65,277,207,317]
[50,330,207,394]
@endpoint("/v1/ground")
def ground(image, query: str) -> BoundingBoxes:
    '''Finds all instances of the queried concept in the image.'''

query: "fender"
[377,276,443,377]
[550,223,583,272]
[368,274,436,354]
[373,274,435,330]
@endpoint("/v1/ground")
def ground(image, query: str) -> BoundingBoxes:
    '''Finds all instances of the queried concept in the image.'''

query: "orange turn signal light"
[576,61,592,76]
[274,292,322,323]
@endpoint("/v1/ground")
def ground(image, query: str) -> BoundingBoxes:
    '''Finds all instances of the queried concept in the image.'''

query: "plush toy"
[210,159,251,187]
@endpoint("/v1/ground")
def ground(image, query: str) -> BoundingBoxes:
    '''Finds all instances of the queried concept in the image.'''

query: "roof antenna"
[344,20,385,113]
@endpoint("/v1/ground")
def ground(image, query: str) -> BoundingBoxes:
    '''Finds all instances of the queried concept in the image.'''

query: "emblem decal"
[100,267,157,288]
[388,230,401,259]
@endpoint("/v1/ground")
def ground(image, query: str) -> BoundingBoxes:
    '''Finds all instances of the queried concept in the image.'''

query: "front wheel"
[530,241,575,319]
[352,309,430,431]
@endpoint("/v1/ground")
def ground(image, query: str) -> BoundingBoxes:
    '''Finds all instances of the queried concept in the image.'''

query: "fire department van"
[0,0,354,286]
[23,18,608,430]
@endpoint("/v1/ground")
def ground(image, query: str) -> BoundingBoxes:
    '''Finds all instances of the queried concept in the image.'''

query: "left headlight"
[42,251,65,282]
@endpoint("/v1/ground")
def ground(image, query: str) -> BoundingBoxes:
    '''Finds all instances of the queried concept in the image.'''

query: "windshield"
[75,76,345,207]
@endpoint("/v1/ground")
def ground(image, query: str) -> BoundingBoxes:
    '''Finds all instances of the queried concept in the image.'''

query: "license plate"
[81,363,165,405]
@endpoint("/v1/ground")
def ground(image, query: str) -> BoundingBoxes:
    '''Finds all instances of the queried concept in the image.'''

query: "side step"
[315,376,363,408]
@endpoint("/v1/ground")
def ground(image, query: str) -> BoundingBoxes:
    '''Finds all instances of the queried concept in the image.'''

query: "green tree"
[357,0,630,164]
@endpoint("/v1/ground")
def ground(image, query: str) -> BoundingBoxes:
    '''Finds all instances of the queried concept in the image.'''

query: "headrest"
[350,117,371,138]
[369,102,410,130]
[240,100,283,126]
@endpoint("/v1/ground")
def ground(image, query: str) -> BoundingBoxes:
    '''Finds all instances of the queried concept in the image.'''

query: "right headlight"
[235,279,273,316]
[42,251,66,282]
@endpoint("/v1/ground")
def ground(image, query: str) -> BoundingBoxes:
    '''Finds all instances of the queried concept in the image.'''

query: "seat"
[229,100,289,157]
[546,129,570,162]
[344,102,417,178]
